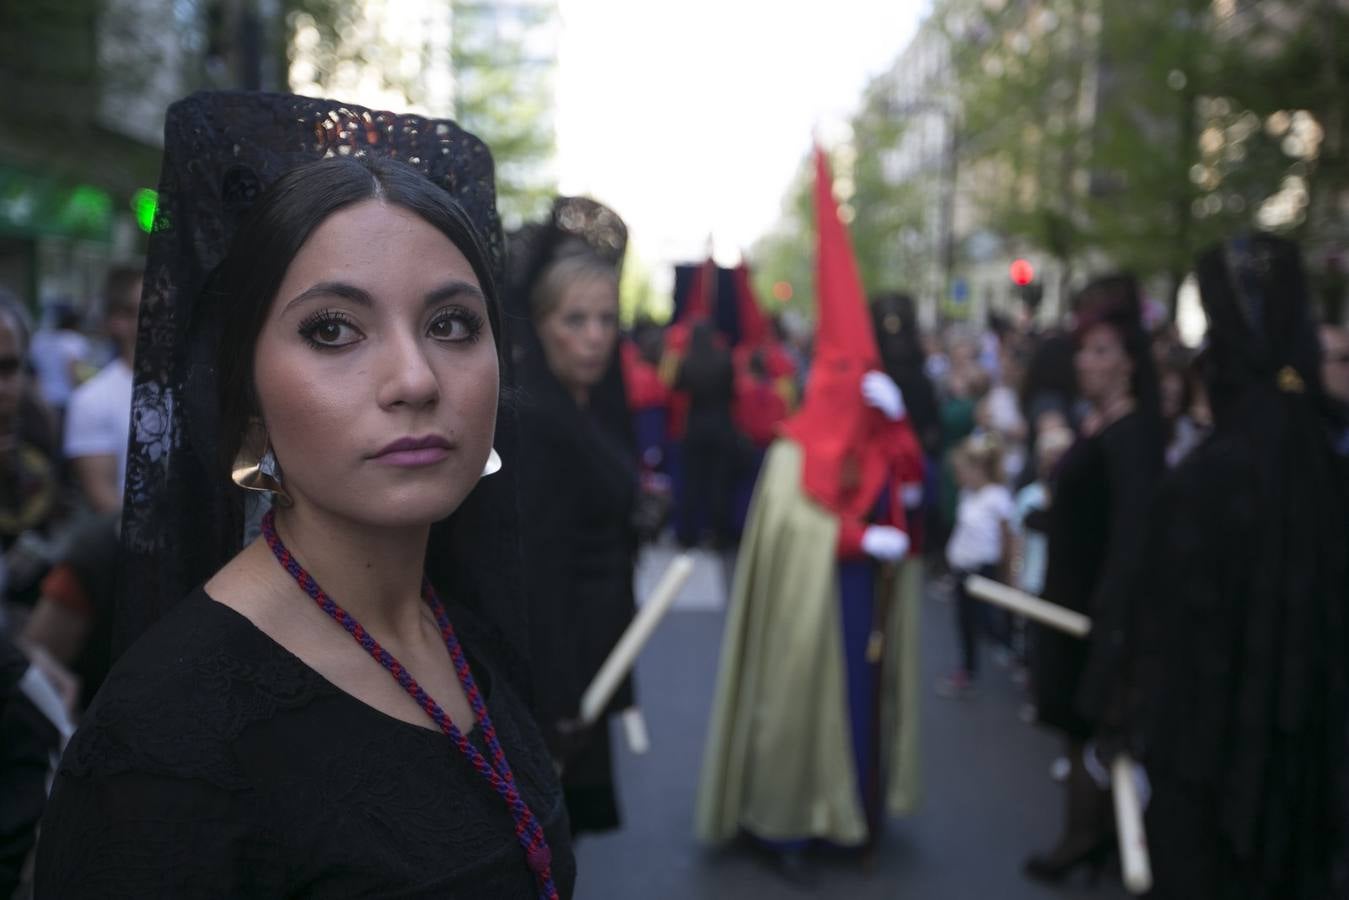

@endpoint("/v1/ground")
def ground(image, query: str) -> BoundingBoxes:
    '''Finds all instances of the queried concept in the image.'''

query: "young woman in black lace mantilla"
[33,93,575,899]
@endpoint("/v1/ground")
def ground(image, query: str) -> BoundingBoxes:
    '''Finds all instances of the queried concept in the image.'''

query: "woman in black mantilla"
[507,198,637,835]
[1024,275,1164,884]
[34,93,574,899]
[1131,235,1349,899]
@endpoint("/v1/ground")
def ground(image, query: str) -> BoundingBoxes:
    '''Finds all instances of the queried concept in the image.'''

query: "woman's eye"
[314,322,345,342]
[429,310,483,343]
[300,314,362,349]
[429,318,465,340]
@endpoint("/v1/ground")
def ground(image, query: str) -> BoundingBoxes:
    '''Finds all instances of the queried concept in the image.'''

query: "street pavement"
[573,543,1133,899]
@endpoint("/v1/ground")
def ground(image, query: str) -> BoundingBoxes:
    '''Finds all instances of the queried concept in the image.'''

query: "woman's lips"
[374,446,451,467]
[370,435,452,467]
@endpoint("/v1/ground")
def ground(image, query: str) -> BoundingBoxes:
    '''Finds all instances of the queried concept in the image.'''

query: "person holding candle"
[507,197,638,835]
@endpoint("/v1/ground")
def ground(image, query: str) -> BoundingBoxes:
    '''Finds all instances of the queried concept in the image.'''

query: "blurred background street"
[3,2,1347,898]
[574,544,1131,899]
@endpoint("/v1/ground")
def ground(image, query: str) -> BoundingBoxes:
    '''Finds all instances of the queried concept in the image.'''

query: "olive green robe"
[695,439,922,846]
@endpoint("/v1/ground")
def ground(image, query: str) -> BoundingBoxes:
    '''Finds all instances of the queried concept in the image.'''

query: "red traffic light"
[1009,259,1035,287]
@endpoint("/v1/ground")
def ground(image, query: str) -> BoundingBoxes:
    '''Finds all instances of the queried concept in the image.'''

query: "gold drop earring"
[231,422,293,507]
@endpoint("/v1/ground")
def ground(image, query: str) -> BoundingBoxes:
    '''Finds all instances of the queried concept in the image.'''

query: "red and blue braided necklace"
[261,509,558,900]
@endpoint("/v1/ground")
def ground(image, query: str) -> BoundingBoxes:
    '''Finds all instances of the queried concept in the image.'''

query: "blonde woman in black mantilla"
[506,198,638,835]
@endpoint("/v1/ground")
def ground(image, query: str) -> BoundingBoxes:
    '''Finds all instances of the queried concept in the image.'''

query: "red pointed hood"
[666,256,717,357]
[733,261,769,348]
[805,146,880,368]
[781,145,893,517]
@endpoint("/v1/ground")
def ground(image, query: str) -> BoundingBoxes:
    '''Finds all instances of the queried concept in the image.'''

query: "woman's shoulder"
[97,588,289,690]
[60,589,320,787]
[1100,409,1162,451]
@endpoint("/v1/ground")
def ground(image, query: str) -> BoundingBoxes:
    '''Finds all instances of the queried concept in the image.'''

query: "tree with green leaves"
[938,0,1348,309]
[751,127,935,326]
[750,149,816,321]
[848,71,939,300]
[280,0,559,230]
[938,0,1117,301]
[618,249,661,325]
[450,0,558,230]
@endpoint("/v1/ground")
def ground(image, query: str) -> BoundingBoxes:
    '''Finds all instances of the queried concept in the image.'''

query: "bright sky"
[554,0,927,284]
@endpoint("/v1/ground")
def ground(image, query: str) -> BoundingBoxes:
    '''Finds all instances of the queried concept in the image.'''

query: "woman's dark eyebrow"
[282,281,372,314]
[424,280,486,308]
[282,279,484,315]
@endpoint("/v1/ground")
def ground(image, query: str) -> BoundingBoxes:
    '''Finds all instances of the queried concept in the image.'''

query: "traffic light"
[1009,258,1043,309]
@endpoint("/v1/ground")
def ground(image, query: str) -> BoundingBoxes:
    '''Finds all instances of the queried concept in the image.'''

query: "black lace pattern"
[116,93,530,700]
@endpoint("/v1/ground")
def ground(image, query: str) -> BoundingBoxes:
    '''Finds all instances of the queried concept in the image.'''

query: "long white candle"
[1112,753,1153,895]
[620,707,651,755]
[963,575,1092,638]
[579,553,695,726]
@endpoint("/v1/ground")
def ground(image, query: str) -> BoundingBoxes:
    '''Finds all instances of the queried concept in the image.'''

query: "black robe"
[516,373,637,834]
[1032,411,1161,739]
[1,636,61,899]
[1132,413,1349,899]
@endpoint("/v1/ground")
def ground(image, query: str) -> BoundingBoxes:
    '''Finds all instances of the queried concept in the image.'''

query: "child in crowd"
[937,434,1014,698]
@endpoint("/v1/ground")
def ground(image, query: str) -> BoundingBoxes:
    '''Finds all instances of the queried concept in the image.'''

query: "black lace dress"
[34,589,576,899]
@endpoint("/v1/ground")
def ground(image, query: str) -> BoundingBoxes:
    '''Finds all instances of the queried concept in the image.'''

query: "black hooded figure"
[674,318,738,549]
[1132,234,1349,899]
[870,291,940,460]
[506,197,638,836]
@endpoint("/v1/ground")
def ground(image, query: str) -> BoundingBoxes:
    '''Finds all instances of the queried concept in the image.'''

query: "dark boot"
[771,848,819,889]
[1024,745,1114,885]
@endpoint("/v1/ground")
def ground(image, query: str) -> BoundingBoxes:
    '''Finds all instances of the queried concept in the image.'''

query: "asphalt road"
[573,544,1133,899]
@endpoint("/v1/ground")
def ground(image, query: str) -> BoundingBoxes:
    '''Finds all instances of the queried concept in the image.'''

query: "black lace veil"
[506,197,627,297]
[504,197,631,446]
[117,91,530,692]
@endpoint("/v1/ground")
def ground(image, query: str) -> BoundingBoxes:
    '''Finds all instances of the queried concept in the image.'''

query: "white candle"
[963,575,1092,638]
[620,707,651,755]
[1112,753,1153,895]
[579,553,695,726]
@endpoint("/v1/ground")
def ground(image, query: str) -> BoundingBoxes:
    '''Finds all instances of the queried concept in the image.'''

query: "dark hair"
[1072,274,1163,425]
[1159,349,1196,414]
[104,265,144,313]
[211,155,501,473]
[55,306,82,331]
[955,432,1004,483]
